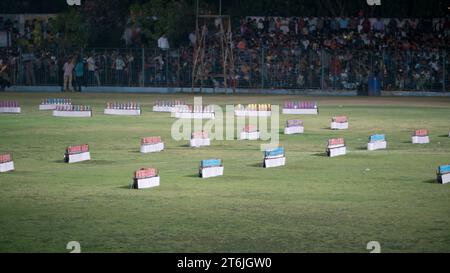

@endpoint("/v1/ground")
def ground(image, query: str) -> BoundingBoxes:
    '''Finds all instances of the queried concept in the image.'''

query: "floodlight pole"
[196,0,199,28]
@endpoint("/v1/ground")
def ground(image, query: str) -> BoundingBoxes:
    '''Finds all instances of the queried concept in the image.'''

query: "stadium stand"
[0,15,449,92]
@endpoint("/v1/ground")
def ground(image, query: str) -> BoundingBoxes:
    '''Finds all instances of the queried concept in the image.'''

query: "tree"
[49,9,89,47]
[129,0,196,47]
[81,0,127,47]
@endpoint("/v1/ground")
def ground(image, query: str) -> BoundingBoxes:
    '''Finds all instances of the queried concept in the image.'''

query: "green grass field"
[1,92,450,253]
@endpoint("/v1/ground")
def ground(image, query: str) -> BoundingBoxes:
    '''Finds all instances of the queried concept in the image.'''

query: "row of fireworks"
[106,102,141,110]
[2,99,320,110]
[3,153,449,179]
[235,104,272,111]
[154,100,186,107]
[4,99,318,113]
[41,98,72,105]
[284,101,318,109]
[55,105,92,111]
[0,100,20,107]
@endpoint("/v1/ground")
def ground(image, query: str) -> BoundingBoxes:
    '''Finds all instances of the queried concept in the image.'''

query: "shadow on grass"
[52,160,66,164]
[185,174,200,178]
[129,150,140,154]
[312,152,327,157]
[88,160,111,165]
[423,179,438,184]
[438,134,449,138]
[119,185,133,189]
[356,146,367,150]
[51,159,110,164]
[249,163,262,168]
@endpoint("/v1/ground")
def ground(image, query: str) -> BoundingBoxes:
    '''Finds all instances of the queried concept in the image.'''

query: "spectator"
[86,54,99,86]
[0,57,11,91]
[188,32,196,47]
[115,54,126,86]
[74,58,84,92]
[62,57,75,92]
[158,33,170,51]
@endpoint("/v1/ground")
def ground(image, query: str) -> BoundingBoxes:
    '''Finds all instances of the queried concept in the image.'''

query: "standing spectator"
[373,18,385,32]
[115,54,126,86]
[158,33,170,51]
[87,54,97,86]
[338,17,348,31]
[23,53,36,86]
[63,57,75,92]
[188,32,196,47]
[126,52,135,85]
[362,18,371,33]
[0,57,11,91]
[74,58,84,92]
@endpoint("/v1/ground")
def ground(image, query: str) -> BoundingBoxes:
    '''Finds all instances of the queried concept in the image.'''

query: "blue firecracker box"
[201,159,222,168]
[264,147,285,158]
[438,165,450,174]
[369,134,385,142]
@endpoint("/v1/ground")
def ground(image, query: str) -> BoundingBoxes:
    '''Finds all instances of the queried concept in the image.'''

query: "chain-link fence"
[3,46,449,92]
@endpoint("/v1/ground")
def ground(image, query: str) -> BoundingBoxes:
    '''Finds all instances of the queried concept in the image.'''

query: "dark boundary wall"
[4,85,450,97]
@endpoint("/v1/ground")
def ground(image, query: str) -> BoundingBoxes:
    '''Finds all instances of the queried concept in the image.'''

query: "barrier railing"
[2,47,448,92]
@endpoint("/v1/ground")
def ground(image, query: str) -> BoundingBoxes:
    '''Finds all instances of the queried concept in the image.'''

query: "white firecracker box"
[438,173,450,184]
[284,126,304,135]
[235,110,271,117]
[104,109,141,116]
[153,106,176,112]
[53,110,92,117]
[240,131,260,140]
[140,142,164,153]
[331,122,348,130]
[264,156,286,168]
[367,141,387,151]
[134,176,160,189]
[282,108,318,115]
[200,166,224,178]
[327,146,346,157]
[0,161,14,172]
[190,138,211,148]
[67,152,91,163]
[39,104,61,110]
[412,136,429,144]
[0,107,21,113]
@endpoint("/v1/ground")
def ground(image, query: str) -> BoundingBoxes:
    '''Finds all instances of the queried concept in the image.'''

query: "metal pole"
[333,51,336,91]
[141,47,145,87]
[166,50,169,87]
[261,46,264,89]
[104,48,108,85]
[196,0,199,29]
[321,49,324,90]
[443,50,446,92]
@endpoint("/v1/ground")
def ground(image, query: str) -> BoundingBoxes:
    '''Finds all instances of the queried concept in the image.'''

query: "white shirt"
[158,36,170,50]
[87,57,96,71]
[189,33,196,45]
[115,58,125,70]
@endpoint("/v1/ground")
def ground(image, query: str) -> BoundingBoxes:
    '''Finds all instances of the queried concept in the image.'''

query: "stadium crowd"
[205,15,450,90]
[0,14,449,91]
